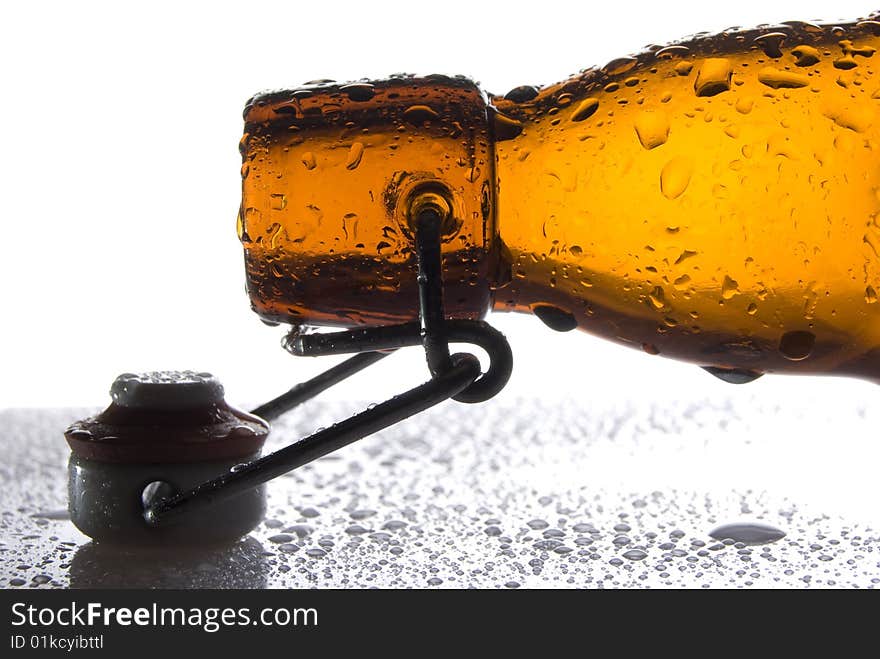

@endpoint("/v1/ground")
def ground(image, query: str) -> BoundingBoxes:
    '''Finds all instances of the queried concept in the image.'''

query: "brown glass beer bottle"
[239,16,880,383]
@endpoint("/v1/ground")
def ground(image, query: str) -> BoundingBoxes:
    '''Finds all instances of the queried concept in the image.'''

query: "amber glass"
[241,16,880,382]
[239,76,495,328]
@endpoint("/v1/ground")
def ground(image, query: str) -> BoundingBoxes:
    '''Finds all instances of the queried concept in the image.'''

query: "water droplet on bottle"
[345,142,365,170]
[735,97,754,114]
[270,193,287,211]
[779,330,815,360]
[570,97,600,122]
[403,104,440,125]
[556,92,574,106]
[493,111,524,140]
[758,67,809,89]
[822,103,870,133]
[504,85,539,103]
[792,45,821,66]
[721,275,739,299]
[754,32,787,58]
[301,151,317,170]
[533,305,577,332]
[634,111,670,149]
[603,57,637,75]
[694,58,732,96]
[835,39,876,70]
[647,286,668,310]
[656,44,690,59]
[834,55,858,69]
[675,249,697,265]
[702,366,763,384]
[660,156,693,199]
[674,61,694,76]
[340,83,375,102]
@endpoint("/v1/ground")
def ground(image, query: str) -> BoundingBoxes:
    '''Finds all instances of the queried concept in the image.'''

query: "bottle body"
[239,16,880,382]
[492,19,880,381]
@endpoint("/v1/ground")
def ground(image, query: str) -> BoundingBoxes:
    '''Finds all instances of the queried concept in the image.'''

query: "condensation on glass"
[239,16,880,383]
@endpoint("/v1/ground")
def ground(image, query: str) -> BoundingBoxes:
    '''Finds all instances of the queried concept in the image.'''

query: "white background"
[1,0,878,412]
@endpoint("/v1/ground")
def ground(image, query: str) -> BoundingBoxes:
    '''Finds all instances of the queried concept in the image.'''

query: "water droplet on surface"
[660,156,693,199]
[268,534,294,544]
[709,522,786,545]
[31,510,70,521]
[779,330,815,360]
[622,549,647,561]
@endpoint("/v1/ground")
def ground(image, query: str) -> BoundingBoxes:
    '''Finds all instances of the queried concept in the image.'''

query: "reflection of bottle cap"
[65,371,269,463]
[110,371,225,410]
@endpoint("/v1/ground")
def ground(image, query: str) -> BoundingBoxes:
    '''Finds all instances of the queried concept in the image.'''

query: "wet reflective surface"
[1,398,877,588]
